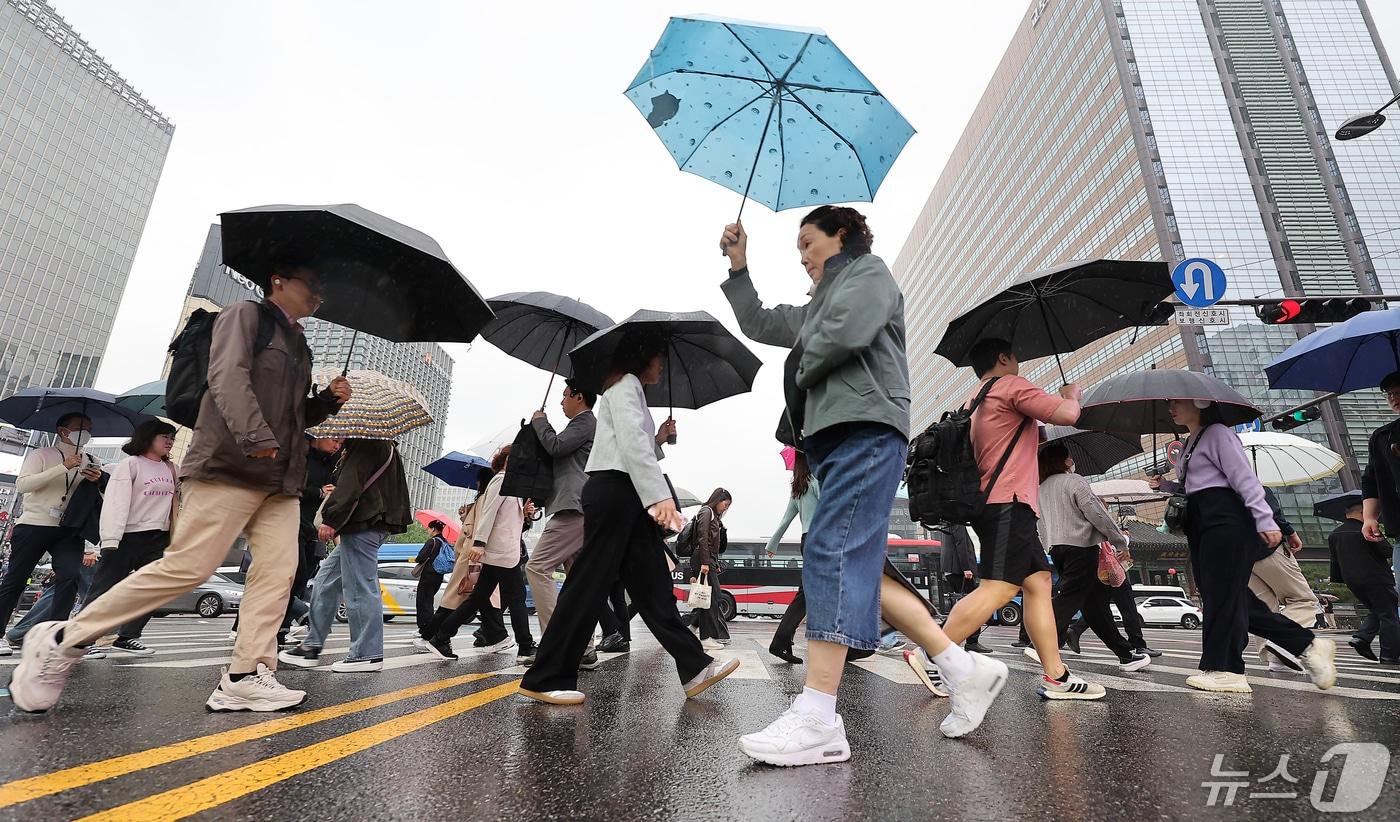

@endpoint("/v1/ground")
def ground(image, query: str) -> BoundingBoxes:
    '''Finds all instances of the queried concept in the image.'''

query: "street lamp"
[1335,90,1400,140]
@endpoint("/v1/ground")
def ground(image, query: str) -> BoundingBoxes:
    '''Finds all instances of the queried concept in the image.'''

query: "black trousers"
[1188,488,1314,674]
[523,472,710,692]
[1068,581,1149,649]
[432,563,533,649]
[1049,545,1134,661]
[773,534,808,648]
[85,530,169,639]
[0,524,84,629]
[1351,582,1400,660]
[415,570,444,635]
[596,582,631,641]
[944,574,982,643]
[689,568,730,640]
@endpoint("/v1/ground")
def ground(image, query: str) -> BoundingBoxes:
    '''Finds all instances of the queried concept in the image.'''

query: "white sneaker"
[1267,660,1298,673]
[1118,652,1151,672]
[1186,671,1252,693]
[1038,670,1107,700]
[411,637,429,651]
[331,657,384,673]
[903,648,950,698]
[484,637,517,655]
[684,657,740,698]
[940,652,1009,738]
[206,664,307,712]
[701,638,725,651]
[9,621,84,713]
[1300,638,1337,690]
[0,638,12,657]
[519,687,585,705]
[84,647,108,660]
[740,709,850,767]
[1259,642,1303,672]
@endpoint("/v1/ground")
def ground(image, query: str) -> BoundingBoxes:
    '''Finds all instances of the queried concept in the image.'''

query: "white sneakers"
[1300,639,1337,690]
[701,638,726,651]
[0,638,12,657]
[739,709,851,767]
[903,647,950,697]
[1186,671,1252,693]
[9,621,84,713]
[206,664,307,712]
[684,657,741,698]
[1038,671,1107,700]
[484,637,517,655]
[1118,652,1152,672]
[519,688,586,705]
[940,652,1009,738]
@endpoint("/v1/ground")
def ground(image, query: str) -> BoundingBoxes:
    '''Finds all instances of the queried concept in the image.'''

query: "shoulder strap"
[330,448,397,532]
[982,417,1031,499]
[966,377,1001,413]
[1179,426,1208,484]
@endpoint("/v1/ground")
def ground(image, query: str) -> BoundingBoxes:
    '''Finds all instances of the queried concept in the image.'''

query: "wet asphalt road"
[2,615,1399,821]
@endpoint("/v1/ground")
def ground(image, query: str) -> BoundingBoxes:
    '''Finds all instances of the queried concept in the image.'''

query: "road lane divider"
[0,672,497,809]
[77,679,521,822]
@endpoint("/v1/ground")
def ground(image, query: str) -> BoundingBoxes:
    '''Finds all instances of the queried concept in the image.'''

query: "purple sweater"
[1160,423,1276,532]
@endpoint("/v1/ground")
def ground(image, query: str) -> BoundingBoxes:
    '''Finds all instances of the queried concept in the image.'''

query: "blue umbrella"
[0,387,154,437]
[423,451,490,490]
[626,15,914,218]
[1265,308,1400,393]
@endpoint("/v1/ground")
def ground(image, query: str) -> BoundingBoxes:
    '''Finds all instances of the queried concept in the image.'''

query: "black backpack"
[905,377,1028,526]
[500,421,553,506]
[165,303,277,428]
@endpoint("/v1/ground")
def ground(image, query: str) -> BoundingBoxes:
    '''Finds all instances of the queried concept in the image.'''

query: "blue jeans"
[305,530,386,661]
[7,560,97,643]
[801,423,907,650]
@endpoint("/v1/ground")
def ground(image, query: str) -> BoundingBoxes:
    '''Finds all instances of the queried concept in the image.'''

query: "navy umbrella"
[1313,490,1364,523]
[423,451,491,490]
[1265,308,1400,393]
[1040,425,1143,477]
[0,387,154,438]
[482,292,614,408]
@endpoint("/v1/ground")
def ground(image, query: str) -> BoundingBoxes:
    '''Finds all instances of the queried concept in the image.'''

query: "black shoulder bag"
[1162,434,1203,536]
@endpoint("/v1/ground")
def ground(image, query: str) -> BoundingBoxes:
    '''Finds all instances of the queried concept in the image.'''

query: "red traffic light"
[1256,300,1302,324]
[1255,297,1373,324]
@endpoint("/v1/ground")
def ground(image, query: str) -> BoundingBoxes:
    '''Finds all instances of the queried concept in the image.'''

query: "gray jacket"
[532,410,596,515]
[721,253,911,440]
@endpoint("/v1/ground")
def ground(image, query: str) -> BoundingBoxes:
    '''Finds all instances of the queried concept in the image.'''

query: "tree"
[389,521,431,545]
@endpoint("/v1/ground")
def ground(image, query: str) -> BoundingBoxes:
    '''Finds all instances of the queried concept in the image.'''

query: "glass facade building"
[0,0,173,398]
[180,226,455,512]
[894,0,1397,547]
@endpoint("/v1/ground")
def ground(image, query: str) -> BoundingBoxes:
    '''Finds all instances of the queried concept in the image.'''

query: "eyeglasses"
[283,275,325,296]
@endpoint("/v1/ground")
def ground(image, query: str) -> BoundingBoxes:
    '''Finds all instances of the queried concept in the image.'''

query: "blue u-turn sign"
[1172,258,1227,308]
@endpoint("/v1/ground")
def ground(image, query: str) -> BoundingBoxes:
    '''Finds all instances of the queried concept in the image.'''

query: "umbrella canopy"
[1265,308,1400,393]
[115,379,168,418]
[672,486,704,508]
[626,15,914,215]
[423,451,491,490]
[0,387,155,438]
[414,509,459,544]
[1089,479,1168,504]
[567,310,762,410]
[1313,490,1364,523]
[1077,369,1261,434]
[935,260,1172,383]
[218,204,494,343]
[1040,425,1143,477]
[305,370,432,441]
[1237,432,1345,488]
[482,293,614,375]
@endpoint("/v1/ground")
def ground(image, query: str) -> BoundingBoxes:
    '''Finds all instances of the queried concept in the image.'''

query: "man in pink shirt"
[940,339,1107,700]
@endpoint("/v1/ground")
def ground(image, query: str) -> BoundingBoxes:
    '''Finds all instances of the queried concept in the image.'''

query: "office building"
[894,0,1398,546]
[0,0,173,398]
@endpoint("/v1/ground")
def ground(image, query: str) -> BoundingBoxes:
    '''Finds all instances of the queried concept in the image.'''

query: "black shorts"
[972,501,1051,584]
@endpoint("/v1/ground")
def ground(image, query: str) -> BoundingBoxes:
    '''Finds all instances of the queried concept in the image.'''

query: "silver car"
[154,571,245,618]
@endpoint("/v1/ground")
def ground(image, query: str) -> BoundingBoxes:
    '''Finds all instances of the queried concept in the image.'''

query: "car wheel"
[336,603,348,623]
[1182,614,1201,629]
[196,594,223,618]
[718,591,738,622]
[998,603,1023,627]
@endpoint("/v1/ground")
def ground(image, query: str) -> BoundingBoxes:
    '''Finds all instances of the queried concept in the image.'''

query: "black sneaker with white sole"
[277,645,321,668]
[111,637,155,656]
[579,650,601,670]
[427,637,458,660]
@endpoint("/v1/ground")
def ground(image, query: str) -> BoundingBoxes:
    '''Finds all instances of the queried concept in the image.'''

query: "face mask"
[64,430,92,447]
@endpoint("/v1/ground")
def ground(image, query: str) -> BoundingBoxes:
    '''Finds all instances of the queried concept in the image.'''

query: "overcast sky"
[37,1,1400,538]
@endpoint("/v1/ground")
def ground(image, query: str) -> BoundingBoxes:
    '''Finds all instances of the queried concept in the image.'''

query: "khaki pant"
[525,511,585,634]
[1250,546,1318,628]
[63,479,299,673]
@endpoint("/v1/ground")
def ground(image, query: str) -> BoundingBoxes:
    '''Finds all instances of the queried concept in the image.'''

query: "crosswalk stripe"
[715,649,772,680]
[850,655,922,684]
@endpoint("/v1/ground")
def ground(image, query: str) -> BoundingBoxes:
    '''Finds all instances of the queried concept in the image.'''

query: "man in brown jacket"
[11,266,349,713]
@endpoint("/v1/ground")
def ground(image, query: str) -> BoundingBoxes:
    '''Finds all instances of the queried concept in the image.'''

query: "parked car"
[155,571,244,618]
[1135,596,1202,629]
[306,561,444,624]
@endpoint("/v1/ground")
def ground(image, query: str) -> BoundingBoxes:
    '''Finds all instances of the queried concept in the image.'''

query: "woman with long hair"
[85,419,180,655]
[521,328,739,705]
[1150,399,1336,693]
[689,487,733,650]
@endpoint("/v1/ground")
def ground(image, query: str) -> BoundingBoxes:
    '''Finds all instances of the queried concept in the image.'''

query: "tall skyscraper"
[0,0,173,397]
[894,0,1398,545]
[174,226,454,512]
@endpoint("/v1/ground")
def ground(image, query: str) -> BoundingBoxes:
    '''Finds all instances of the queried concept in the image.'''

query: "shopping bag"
[1097,542,1127,587]
[687,571,713,609]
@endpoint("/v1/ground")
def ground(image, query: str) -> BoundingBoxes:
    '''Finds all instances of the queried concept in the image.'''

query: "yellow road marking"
[79,679,521,822]
[0,672,495,809]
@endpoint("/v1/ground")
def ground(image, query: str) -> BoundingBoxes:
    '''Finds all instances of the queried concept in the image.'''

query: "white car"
[1135,596,1202,629]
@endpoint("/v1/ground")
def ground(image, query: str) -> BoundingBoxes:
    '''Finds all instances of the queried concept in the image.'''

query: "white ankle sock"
[933,644,975,684]
[791,687,838,724]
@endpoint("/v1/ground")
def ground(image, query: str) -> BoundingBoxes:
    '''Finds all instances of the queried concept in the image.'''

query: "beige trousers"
[1250,546,1319,628]
[63,479,299,673]
[524,511,585,633]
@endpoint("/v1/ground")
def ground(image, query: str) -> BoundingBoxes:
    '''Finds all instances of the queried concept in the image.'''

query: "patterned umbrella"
[305,369,432,440]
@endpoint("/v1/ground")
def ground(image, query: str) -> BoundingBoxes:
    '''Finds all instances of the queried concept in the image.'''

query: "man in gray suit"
[525,380,597,640]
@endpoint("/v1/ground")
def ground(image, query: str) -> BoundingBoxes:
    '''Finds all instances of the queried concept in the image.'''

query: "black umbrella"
[482,292,614,408]
[1313,491,1363,523]
[936,259,1172,384]
[1040,425,1143,477]
[0,387,155,438]
[568,310,762,425]
[1077,369,1262,434]
[219,204,495,365]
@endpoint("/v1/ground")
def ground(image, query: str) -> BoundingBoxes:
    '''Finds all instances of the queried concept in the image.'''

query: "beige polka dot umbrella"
[306,369,432,441]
